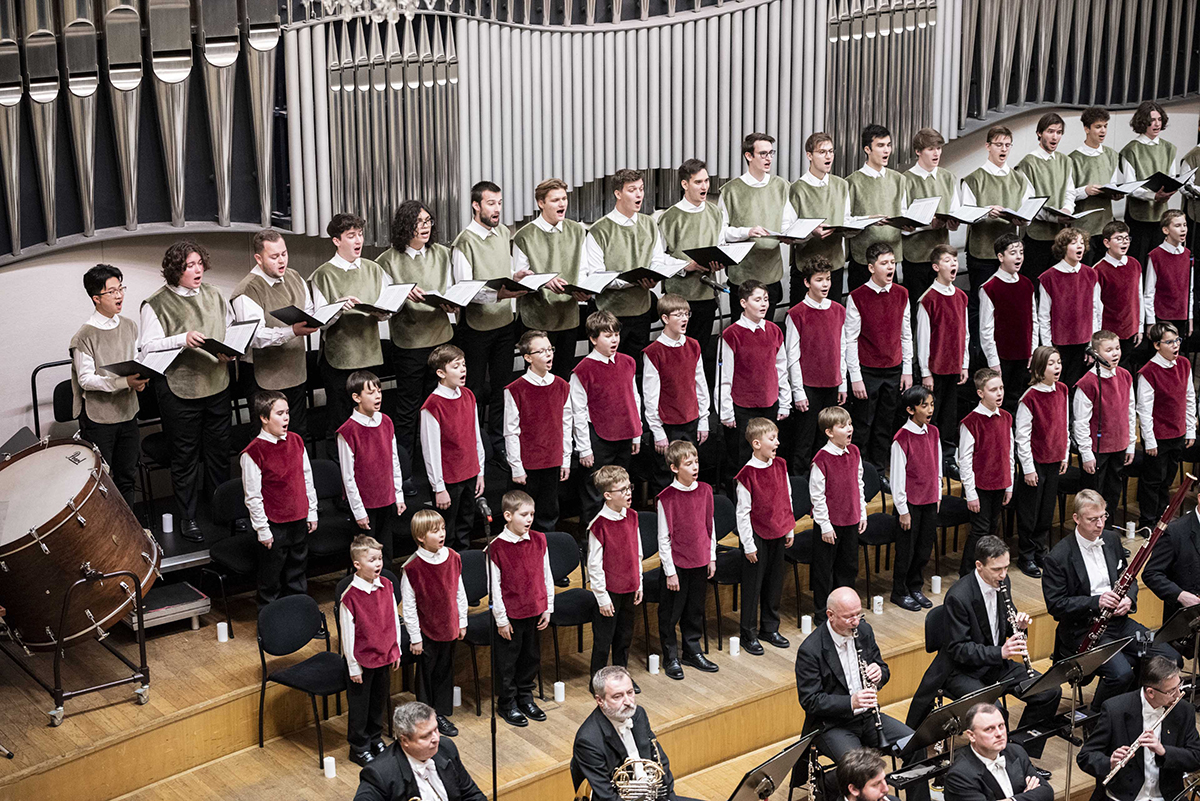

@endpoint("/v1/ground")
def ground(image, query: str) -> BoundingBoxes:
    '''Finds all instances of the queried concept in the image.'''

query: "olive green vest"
[719,175,790,285]
[69,316,140,424]
[1068,146,1121,235]
[1121,138,1178,222]
[231,269,308,390]
[143,283,230,399]
[903,167,958,262]
[377,244,455,349]
[452,225,514,332]
[657,203,722,301]
[589,214,657,317]
[1182,146,1200,222]
[514,219,587,331]
[789,174,848,270]
[310,259,386,369]
[845,168,906,264]
[963,167,1027,260]
[1015,151,1074,241]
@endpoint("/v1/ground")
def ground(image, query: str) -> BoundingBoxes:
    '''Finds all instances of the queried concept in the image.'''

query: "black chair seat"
[230,421,259,453]
[308,516,359,557]
[465,611,492,646]
[642,567,662,605]
[860,513,898,546]
[937,494,970,527]
[713,548,743,583]
[1125,449,1145,477]
[141,431,170,466]
[551,588,597,627]
[209,532,259,575]
[785,528,816,565]
[269,651,347,695]
[1057,466,1082,495]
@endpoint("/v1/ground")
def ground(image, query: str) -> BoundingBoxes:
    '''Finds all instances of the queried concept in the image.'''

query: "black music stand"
[894,682,1008,773]
[1154,606,1200,703]
[725,730,820,801]
[1169,774,1200,801]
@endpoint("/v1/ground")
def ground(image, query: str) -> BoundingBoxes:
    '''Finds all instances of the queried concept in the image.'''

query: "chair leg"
[577,623,584,653]
[471,646,482,716]
[793,562,802,623]
[713,582,724,651]
[259,679,267,748]
[310,694,324,769]
[552,626,561,684]
[702,606,710,655]
[935,528,942,574]
[643,603,652,670]
[536,630,545,701]
[863,546,872,599]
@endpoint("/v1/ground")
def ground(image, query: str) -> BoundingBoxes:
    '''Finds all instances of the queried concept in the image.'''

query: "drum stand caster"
[47,707,64,727]
[135,685,150,705]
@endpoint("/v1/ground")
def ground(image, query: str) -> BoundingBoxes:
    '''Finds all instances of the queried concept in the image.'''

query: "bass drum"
[0,438,160,650]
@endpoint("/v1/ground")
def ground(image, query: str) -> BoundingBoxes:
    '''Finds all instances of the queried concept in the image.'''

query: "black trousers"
[1086,616,1180,710]
[417,638,457,717]
[495,614,541,709]
[256,518,309,608]
[894,503,936,597]
[457,320,518,445]
[789,385,841,473]
[960,488,1006,577]
[814,714,929,801]
[997,359,1031,418]
[364,503,399,567]
[390,344,438,454]
[740,533,788,639]
[812,523,859,614]
[930,373,960,451]
[1140,436,1186,528]
[347,663,391,752]
[545,326,582,380]
[615,306,656,368]
[651,419,699,495]
[1016,462,1060,564]
[688,298,719,390]
[591,589,637,675]
[154,380,231,520]
[320,355,380,446]
[849,365,902,469]
[966,255,1000,361]
[79,412,140,508]
[442,477,477,551]
[943,662,1062,758]
[729,280,783,325]
[1128,216,1166,274]
[1021,235,1055,285]
[519,466,562,532]
[1084,451,1127,520]
[583,426,634,523]
[658,566,708,661]
[732,403,778,468]
[1057,342,1089,389]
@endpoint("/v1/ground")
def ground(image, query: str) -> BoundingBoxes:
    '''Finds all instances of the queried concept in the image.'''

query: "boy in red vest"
[400,510,467,737]
[420,344,486,550]
[337,370,407,567]
[504,329,573,531]
[719,279,790,466]
[1038,227,1102,388]
[240,391,318,608]
[809,406,867,614]
[1143,210,1192,341]
[339,534,403,766]
[1014,346,1070,577]
[587,465,644,681]
[1137,322,1196,529]
[979,232,1038,415]
[1073,330,1136,518]
[916,244,969,467]
[956,368,1014,576]
[736,417,795,654]
[657,440,719,680]
[1094,221,1144,369]
[889,386,940,612]
[786,255,848,471]
[571,310,642,522]
[489,490,554,727]
[845,242,912,470]
[644,293,710,493]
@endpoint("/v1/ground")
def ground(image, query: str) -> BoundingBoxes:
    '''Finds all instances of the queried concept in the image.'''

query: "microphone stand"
[477,496,499,801]
[706,272,732,495]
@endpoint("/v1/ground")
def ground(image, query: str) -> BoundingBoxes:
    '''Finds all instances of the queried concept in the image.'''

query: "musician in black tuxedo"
[1143,505,1200,626]
[838,747,900,801]
[1041,490,1179,712]
[352,702,488,801]
[944,703,1052,801]
[1077,656,1200,801]
[795,587,928,801]
[941,536,1062,756]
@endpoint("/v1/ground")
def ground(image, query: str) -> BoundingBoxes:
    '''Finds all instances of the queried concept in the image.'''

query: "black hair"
[84,264,123,298]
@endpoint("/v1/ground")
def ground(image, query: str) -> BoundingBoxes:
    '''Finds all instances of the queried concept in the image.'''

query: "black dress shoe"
[664,659,685,680]
[518,701,546,721]
[632,680,641,694]
[741,638,765,655]
[1018,560,1042,578]
[683,653,720,673]
[500,707,528,727]
[371,739,387,755]
[891,593,922,612]
[349,750,375,767]
[437,715,459,736]
[181,518,204,542]
[760,631,790,649]
[911,590,934,609]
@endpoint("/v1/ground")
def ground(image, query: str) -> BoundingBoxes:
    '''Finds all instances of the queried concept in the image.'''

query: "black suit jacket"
[570,706,676,801]
[943,743,1052,801]
[1143,510,1200,624]
[794,619,890,735]
[1077,690,1200,801]
[352,739,487,801]
[1041,530,1135,657]
[944,572,1016,681]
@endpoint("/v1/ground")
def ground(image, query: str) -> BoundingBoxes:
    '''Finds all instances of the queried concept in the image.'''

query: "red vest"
[849,283,909,369]
[787,301,847,388]
[402,550,462,642]
[1096,257,1144,339]
[1039,265,1097,345]
[921,287,968,375]
[721,321,785,407]
[590,512,642,595]
[336,415,397,509]
[811,445,864,526]
[1150,246,1192,321]
[1019,383,1069,465]
[421,389,480,484]
[505,374,570,471]
[1075,368,1133,453]
[340,578,401,669]
[1138,357,1192,440]
[573,354,642,442]
[489,530,548,620]
[643,337,701,424]
[981,275,1036,361]
[242,433,309,523]
[733,457,794,539]
[657,482,715,569]
[893,426,940,506]
[961,409,1014,490]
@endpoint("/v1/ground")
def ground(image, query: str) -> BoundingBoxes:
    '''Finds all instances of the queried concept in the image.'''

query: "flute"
[1103,694,1182,785]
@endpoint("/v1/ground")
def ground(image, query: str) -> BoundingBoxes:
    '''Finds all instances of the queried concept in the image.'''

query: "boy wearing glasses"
[789,132,851,305]
[70,264,147,507]
[587,465,644,683]
[1136,322,1196,530]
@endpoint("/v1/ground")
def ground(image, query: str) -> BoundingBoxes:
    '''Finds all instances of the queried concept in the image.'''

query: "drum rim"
[0,438,104,557]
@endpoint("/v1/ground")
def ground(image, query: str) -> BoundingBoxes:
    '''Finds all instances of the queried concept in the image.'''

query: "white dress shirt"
[1126,134,1181,203]
[239,430,318,541]
[604,713,643,766]
[827,622,866,715]
[643,331,711,443]
[569,349,643,458]
[230,266,316,355]
[336,409,405,520]
[399,546,469,645]
[489,526,555,628]
[407,752,450,801]
[583,208,688,282]
[979,269,1039,369]
[809,442,868,535]
[735,455,796,553]
[959,159,1035,208]
[785,295,848,399]
[844,279,914,383]
[717,315,791,423]
[1144,240,1193,324]
[308,252,392,309]
[1071,144,1133,201]
[1015,383,1069,475]
[1072,364,1137,462]
[1136,689,1166,801]
[889,420,943,516]
[656,478,718,576]
[73,311,130,393]
[916,281,970,377]
[1137,353,1197,451]
[586,504,645,607]
[1076,533,1113,596]
[1037,260,1104,346]
[975,570,1001,645]
[503,368,574,478]
[419,384,487,493]
[512,214,587,276]
[339,573,406,677]
[139,283,235,354]
[957,403,1016,501]
[1098,252,1146,330]
[451,219,505,306]
[719,170,798,242]
[972,747,1014,798]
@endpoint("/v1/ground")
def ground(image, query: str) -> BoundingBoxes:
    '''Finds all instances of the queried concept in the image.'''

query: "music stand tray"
[1155,606,1200,644]
[1018,636,1133,698]
[725,730,820,801]
[899,682,1008,761]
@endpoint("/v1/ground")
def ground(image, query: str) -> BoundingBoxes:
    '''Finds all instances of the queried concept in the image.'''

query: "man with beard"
[837,748,899,801]
[943,703,1052,801]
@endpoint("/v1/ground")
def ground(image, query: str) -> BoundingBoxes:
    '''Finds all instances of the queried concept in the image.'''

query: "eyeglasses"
[1152,680,1183,697]
[1161,338,1181,347]
[529,347,556,356]
[416,218,433,228]
[813,148,835,156]
[755,150,776,158]
[669,311,691,319]
[988,142,1013,150]
[1081,512,1110,524]
[611,485,633,495]
[98,285,127,297]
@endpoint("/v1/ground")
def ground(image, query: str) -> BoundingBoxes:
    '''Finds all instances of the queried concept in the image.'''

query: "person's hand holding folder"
[126,375,150,392]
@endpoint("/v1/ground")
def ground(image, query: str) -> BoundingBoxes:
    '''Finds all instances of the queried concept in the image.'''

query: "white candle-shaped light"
[801,615,813,634]
[931,576,942,594]
[162,513,174,533]
[453,686,462,707]
[873,596,884,615]
[323,756,336,779]
[1127,522,1136,539]
[730,636,741,656]
[216,621,229,642]
[648,654,660,674]
[554,681,565,703]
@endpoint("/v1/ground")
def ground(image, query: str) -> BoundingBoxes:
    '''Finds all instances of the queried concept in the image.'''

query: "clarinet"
[853,622,889,750]
[998,583,1035,678]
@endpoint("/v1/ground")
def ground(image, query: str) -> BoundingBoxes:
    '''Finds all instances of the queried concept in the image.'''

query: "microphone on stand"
[699,274,731,294]
[476,496,493,526]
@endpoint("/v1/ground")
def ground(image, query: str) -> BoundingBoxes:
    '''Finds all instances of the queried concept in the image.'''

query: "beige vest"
[69,316,140,424]
[231,270,308,390]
